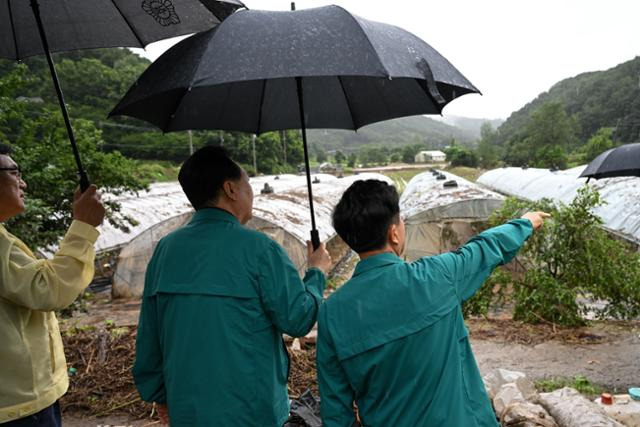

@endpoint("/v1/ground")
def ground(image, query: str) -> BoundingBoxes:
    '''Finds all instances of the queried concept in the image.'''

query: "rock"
[500,401,558,427]
[484,368,528,399]
[539,387,623,427]
[594,394,640,426]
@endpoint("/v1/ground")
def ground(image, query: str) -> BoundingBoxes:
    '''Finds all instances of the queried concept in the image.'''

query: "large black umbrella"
[0,0,245,189]
[110,5,479,247]
[580,143,640,181]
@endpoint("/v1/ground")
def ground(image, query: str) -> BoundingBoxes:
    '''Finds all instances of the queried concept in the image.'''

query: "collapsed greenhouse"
[477,166,640,245]
[399,170,504,262]
[101,173,391,298]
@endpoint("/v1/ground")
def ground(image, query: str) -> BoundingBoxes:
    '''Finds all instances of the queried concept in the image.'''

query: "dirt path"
[472,333,640,392]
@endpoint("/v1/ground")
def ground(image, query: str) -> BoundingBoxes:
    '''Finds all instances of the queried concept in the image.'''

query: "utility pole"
[188,130,193,154]
[252,134,257,174]
[281,130,287,165]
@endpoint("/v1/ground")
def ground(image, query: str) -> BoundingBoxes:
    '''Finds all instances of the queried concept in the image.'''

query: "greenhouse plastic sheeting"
[478,166,640,244]
[111,173,392,298]
[399,170,504,261]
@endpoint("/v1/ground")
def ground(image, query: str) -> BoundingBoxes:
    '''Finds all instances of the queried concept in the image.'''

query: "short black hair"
[333,179,400,253]
[0,143,12,155]
[178,145,242,210]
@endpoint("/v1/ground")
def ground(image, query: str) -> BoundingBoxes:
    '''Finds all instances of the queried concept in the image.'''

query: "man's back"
[318,220,534,427]
[134,208,325,426]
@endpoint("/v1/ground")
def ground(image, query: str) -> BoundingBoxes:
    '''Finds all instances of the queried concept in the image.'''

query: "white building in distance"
[415,150,446,163]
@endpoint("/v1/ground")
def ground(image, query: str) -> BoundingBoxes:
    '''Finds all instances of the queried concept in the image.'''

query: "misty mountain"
[307,115,475,152]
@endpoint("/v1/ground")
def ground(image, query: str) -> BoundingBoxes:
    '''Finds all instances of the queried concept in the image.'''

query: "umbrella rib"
[7,1,20,59]
[337,76,358,129]
[164,87,190,132]
[108,0,146,47]
[338,6,390,77]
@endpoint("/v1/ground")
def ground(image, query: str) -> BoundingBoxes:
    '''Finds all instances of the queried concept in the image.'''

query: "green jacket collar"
[353,252,403,277]
[190,207,240,225]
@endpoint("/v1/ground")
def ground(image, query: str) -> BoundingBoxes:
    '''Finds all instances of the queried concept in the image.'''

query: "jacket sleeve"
[0,220,99,311]
[133,257,166,404]
[317,308,356,427]
[257,240,325,337]
[428,219,533,302]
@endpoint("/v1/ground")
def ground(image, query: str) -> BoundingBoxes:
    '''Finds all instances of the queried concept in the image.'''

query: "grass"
[383,169,428,194]
[534,375,603,397]
[444,166,484,182]
[134,161,180,183]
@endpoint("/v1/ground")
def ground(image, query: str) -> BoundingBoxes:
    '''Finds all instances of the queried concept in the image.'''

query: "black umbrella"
[110,5,479,247]
[0,0,245,189]
[580,143,640,181]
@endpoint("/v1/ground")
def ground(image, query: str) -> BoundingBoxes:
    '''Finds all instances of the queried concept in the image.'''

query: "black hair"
[332,179,400,253]
[178,145,242,210]
[0,143,13,155]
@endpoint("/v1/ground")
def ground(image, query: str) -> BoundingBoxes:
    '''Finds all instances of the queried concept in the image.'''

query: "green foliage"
[463,268,511,318]
[0,66,145,249]
[535,375,602,396]
[334,150,345,164]
[347,153,357,167]
[358,146,389,166]
[497,57,640,146]
[476,122,501,168]
[314,144,327,163]
[503,102,577,168]
[481,187,640,325]
[582,127,615,162]
[135,161,180,183]
[401,143,425,163]
[444,145,478,167]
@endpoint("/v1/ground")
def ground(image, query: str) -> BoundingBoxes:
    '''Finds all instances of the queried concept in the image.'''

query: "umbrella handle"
[310,229,320,251]
[79,171,90,192]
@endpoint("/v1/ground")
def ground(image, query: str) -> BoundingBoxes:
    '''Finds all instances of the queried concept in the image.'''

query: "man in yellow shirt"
[0,143,105,425]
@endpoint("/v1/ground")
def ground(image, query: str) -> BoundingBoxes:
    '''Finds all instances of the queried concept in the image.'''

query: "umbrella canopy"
[1,0,245,189]
[0,0,245,59]
[580,143,640,180]
[110,5,479,133]
[110,5,479,246]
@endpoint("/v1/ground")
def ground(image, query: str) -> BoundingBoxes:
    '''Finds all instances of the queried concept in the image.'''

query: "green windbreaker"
[134,208,325,426]
[317,219,533,427]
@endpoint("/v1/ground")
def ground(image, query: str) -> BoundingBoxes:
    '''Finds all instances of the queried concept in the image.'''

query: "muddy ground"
[59,295,640,426]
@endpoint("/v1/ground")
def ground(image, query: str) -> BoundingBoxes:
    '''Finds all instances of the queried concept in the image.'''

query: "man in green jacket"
[134,146,331,426]
[0,143,105,425]
[317,179,548,427]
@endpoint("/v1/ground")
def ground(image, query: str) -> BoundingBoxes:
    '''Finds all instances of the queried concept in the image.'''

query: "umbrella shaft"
[296,77,320,250]
[30,0,89,191]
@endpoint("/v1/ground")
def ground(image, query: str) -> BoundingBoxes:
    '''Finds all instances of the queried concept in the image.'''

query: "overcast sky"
[133,0,639,120]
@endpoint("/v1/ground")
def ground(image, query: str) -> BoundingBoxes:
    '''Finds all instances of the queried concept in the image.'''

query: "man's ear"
[222,180,237,201]
[388,222,400,246]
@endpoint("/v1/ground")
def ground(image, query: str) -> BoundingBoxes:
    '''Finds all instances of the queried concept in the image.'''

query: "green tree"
[476,122,501,168]
[582,127,614,162]
[334,150,345,164]
[347,153,357,168]
[444,146,478,167]
[503,102,578,168]
[401,144,424,163]
[315,145,327,163]
[0,66,145,249]
[470,187,640,325]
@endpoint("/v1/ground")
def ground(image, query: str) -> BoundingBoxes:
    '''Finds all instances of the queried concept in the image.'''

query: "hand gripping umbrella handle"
[310,229,320,251]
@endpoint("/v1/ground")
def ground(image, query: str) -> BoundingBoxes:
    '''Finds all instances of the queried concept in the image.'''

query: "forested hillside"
[469,56,640,170]
[498,56,640,145]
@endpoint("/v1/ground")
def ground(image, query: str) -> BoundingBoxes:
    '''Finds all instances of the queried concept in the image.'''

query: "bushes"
[464,186,640,325]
